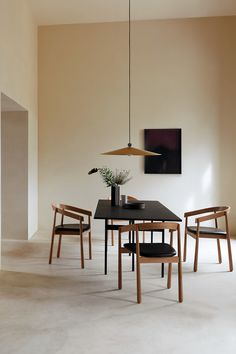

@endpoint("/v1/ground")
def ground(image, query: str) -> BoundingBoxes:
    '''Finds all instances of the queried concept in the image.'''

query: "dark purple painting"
[144,129,182,174]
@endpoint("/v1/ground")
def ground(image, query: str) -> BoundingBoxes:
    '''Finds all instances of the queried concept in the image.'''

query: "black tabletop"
[94,199,181,222]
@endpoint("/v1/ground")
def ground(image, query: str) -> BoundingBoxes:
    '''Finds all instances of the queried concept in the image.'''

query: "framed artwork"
[144,128,182,174]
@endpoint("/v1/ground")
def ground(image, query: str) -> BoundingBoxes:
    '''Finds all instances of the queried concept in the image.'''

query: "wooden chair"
[183,206,233,272]
[49,203,92,268]
[118,222,183,304]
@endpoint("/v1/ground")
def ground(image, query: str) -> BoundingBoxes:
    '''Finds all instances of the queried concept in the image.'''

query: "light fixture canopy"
[102,0,161,157]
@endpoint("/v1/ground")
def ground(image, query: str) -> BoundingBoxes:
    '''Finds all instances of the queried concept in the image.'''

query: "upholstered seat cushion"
[123,242,176,257]
[55,223,90,233]
[187,226,226,235]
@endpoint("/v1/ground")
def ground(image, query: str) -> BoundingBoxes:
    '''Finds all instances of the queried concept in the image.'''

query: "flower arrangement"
[88,167,132,187]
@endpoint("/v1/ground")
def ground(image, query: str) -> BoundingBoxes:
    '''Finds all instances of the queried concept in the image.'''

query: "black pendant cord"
[128,0,131,147]
[101,0,160,156]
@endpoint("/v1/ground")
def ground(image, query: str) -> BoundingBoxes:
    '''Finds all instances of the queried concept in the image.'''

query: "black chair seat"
[55,223,90,233]
[123,242,176,257]
[187,226,226,236]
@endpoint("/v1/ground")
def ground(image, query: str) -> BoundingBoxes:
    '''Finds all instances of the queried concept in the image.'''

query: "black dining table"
[94,199,182,275]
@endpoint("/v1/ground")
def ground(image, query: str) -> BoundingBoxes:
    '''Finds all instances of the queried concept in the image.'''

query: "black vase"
[111,185,120,206]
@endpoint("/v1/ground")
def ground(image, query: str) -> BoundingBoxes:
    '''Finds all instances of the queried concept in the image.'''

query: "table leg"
[161,229,165,278]
[128,222,131,256]
[105,219,108,275]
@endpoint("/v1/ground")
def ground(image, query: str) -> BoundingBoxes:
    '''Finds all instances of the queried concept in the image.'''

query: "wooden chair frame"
[183,206,233,272]
[118,222,183,304]
[49,204,92,268]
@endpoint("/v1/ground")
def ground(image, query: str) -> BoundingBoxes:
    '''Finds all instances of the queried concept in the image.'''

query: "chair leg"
[183,232,187,262]
[88,231,92,260]
[194,237,199,272]
[80,234,85,269]
[167,263,172,289]
[111,220,115,246]
[111,230,115,246]
[226,236,233,272]
[57,235,62,258]
[49,233,55,264]
[136,256,141,304]
[118,242,122,290]
[217,239,222,264]
[167,230,173,288]
[178,260,183,302]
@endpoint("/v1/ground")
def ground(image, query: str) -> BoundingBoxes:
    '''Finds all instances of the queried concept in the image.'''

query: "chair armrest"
[60,204,92,216]
[195,211,225,223]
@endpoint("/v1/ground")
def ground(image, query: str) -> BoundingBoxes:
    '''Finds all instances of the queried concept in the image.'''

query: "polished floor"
[1,232,236,354]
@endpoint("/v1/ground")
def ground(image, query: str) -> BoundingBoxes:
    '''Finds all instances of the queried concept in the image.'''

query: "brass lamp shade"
[102,145,160,156]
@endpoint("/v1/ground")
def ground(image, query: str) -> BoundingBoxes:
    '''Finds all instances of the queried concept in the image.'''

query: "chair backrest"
[194,206,230,224]
[119,221,180,235]
[184,206,230,232]
[137,222,179,232]
[51,203,84,226]
[127,195,138,201]
[185,206,230,218]
[119,222,181,258]
[60,204,92,216]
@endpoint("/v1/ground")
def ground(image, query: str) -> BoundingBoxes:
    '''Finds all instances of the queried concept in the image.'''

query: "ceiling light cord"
[101,0,160,156]
[128,0,131,147]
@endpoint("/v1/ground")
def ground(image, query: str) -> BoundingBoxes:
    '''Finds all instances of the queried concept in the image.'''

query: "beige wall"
[218,18,236,230]
[38,17,236,235]
[0,0,38,239]
[1,111,28,240]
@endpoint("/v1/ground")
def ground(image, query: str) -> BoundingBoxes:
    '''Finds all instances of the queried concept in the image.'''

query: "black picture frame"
[144,128,182,174]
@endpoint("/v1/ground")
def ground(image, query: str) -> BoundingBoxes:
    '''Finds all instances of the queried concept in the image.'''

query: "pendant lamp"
[102,0,160,157]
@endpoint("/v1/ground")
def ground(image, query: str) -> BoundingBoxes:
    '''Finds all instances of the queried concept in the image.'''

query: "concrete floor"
[0,233,236,354]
